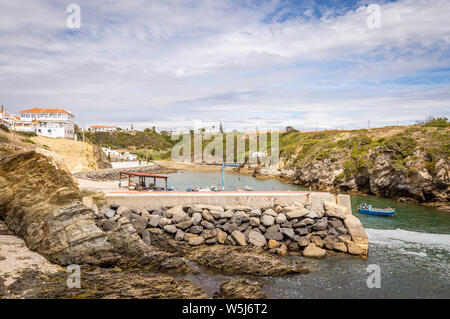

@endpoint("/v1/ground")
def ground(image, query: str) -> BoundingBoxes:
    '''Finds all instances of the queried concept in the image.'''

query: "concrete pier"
[105,191,352,211]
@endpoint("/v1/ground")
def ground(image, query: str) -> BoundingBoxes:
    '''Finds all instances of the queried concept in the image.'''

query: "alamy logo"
[366,264,381,288]
[366,4,381,29]
[66,264,81,288]
[67,4,81,29]
[170,131,279,168]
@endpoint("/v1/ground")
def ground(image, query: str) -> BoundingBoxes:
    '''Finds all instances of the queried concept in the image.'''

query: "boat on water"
[357,202,395,217]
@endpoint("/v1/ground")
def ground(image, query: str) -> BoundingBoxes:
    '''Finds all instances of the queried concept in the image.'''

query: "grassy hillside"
[79,131,175,160]
[279,125,449,177]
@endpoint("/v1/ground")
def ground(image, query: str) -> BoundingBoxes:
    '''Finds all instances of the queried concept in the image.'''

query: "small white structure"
[15,107,75,139]
[89,125,117,132]
[102,147,138,161]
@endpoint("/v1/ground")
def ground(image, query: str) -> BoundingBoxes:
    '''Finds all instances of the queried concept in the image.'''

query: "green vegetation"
[80,131,175,152]
[422,117,449,128]
[17,131,37,137]
[278,124,450,178]
[20,138,35,144]
[0,124,10,133]
[0,135,9,143]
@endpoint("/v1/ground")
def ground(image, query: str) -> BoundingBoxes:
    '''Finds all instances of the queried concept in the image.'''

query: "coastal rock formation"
[74,165,176,181]
[213,278,268,299]
[249,127,450,211]
[0,150,185,270]
[5,268,207,299]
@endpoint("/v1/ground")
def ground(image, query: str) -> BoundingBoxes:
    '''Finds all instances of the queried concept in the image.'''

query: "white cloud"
[0,0,449,130]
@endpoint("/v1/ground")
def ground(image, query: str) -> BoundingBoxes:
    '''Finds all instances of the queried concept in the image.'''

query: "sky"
[0,0,449,131]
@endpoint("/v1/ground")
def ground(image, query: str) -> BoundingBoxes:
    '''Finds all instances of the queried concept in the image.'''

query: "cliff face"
[0,147,182,268]
[30,136,112,173]
[259,126,449,211]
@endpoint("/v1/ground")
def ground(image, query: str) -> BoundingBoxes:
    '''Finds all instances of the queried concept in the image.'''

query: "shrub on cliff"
[422,117,449,128]
[0,124,9,133]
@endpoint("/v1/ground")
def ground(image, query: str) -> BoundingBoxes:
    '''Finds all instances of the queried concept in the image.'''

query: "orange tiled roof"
[90,125,116,128]
[20,108,73,115]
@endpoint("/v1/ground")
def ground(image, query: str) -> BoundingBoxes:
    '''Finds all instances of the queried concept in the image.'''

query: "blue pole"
[222,163,225,190]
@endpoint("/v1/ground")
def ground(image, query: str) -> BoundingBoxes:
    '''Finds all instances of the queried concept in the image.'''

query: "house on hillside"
[15,107,75,139]
[89,125,117,132]
[102,147,138,161]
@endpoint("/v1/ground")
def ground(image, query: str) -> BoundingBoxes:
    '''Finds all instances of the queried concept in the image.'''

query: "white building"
[102,147,138,161]
[15,108,75,139]
[89,125,117,132]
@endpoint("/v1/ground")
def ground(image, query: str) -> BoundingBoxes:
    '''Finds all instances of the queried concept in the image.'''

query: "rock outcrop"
[213,279,268,299]
[0,149,185,270]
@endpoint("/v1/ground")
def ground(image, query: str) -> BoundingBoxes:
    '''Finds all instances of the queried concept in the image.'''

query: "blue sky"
[0,0,449,131]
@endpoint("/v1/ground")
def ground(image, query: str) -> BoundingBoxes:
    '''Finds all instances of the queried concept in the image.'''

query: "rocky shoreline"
[0,146,367,299]
[93,200,368,260]
[74,164,177,181]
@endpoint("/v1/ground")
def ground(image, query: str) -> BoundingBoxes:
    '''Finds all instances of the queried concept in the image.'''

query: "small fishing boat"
[357,202,395,216]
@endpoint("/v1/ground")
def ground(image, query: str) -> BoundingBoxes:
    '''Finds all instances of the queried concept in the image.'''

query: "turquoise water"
[167,170,450,298]
[164,170,450,234]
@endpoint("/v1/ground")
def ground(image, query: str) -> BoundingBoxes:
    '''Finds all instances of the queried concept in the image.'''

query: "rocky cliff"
[0,146,183,269]
[254,126,449,211]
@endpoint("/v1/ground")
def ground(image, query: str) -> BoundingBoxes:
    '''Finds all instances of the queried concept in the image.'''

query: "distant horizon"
[1,0,449,131]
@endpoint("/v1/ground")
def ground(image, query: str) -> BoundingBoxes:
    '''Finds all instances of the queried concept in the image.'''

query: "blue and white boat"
[357,203,395,217]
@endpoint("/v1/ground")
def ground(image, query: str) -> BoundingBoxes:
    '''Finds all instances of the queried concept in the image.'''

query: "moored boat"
[357,202,395,216]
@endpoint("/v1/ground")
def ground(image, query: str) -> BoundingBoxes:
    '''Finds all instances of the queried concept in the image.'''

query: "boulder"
[163,225,177,234]
[276,244,288,257]
[305,210,319,219]
[267,239,279,249]
[158,217,172,228]
[263,209,277,217]
[175,229,185,241]
[333,242,348,253]
[217,230,227,244]
[250,217,260,227]
[201,210,214,222]
[231,230,247,246]
[249,209,262,217]
[231,213,243,225]
[280,227,295,240]
[189,225,204,234]
[275,213,287,224]
[295,227,309,236]
[175,218,194,230]
[131,216,148,233]
[188,236,205,246]
[311,236,324,248]
[312,218,328,231]
[303,244,326,258]
[192,212,202,225]
[148,215,161,228]
[346,241,363,255]
[261,215,275,227]
[336,226,348,235]
[298,237,310,247]
[248,231,267,247]
[265,225,283,241]
[286,209,309,220]
[201,220,215,229]
[105,209,116,219]
[220,210,234,219]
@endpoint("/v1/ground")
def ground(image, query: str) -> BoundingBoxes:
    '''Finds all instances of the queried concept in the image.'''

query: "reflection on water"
[166,170,450,298]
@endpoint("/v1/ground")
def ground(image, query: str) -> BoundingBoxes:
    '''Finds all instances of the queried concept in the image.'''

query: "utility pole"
[368,120,370,130]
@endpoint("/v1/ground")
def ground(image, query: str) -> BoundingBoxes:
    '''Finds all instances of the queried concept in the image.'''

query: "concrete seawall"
[106,191,351,211]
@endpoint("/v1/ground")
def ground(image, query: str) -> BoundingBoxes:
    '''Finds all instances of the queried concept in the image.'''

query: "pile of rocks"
[93,200,365,258]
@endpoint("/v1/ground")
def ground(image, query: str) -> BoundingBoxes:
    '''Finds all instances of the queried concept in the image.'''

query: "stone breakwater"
[94,199,368,258]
